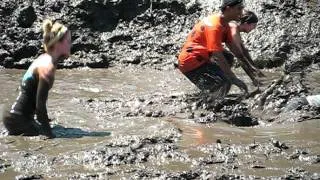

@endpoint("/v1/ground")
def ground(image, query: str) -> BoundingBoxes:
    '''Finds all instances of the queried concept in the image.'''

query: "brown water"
[0,67,319,179]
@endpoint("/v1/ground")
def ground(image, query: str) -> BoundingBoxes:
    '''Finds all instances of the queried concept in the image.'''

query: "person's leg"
[185,63,226,94]
[222,49,235,67]
[23,120,41,136]
[3,112,39,136]
[220,81,232,96]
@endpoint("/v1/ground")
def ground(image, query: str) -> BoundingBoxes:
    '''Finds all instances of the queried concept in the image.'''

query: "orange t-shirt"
[178,14,232,73]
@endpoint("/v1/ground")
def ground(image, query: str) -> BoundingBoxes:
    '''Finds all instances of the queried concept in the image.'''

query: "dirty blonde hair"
[42,19,68,52]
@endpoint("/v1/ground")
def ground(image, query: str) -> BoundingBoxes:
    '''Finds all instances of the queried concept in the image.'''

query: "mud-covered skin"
[0,0,319,70]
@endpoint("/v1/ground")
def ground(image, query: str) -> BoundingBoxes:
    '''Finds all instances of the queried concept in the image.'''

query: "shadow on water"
[51,125,111,139]
[1,105,111,139]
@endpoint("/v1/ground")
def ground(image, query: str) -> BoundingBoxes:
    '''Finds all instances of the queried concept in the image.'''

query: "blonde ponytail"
[42,19,53,34]
[42,19,68,52]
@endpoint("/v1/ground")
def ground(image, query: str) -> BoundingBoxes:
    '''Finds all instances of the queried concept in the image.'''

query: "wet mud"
[0,0,320,179]
[1,68,320,179]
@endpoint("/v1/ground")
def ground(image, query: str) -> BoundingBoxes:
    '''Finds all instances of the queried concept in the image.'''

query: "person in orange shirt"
[226,10,265,86]
[178,0,249,96]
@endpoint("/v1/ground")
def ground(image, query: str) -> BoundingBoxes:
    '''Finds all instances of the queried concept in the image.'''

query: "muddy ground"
[0,67,319,179]
[0,0,319,70]
[0,0,320,179]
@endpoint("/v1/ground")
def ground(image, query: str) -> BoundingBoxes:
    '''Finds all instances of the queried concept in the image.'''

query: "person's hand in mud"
[41,123,55,139]
[251,76,262,87]
[249,65,266,79]
[242,64,263,87]
[35,116,55,139]
[252,68,267,87]
[228,76,248,95]
[47,117,54,122]
[234,60,261,87]
[253,68,265,78]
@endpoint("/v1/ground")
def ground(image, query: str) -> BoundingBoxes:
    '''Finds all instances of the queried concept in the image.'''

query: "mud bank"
[0,0,319,70]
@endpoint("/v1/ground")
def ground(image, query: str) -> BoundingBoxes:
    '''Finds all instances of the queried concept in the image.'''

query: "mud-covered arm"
[227,26,257,70]
[36,78,50,122]
[36,72,54,138]
[241,44,265,77]
[230,27,264,77]
[226,43,255,75]
[231,42,256,69]
[241,43,255,65]
[226,41,260,86]
[210,52,248,93]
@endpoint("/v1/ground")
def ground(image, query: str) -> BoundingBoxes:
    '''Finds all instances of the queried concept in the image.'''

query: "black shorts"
[185,62,229,93]
[184,50,234,94]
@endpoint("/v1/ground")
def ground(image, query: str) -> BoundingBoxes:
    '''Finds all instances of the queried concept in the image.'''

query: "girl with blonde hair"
[2,19,72,138]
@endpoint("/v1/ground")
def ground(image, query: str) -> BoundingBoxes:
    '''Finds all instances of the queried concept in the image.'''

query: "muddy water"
[0,67,319,179]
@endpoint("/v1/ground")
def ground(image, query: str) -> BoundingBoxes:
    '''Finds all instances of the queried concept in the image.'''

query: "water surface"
[0,67,319,178]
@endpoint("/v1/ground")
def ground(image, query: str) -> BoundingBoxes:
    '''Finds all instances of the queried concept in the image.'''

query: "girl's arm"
[36,66,55,138]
